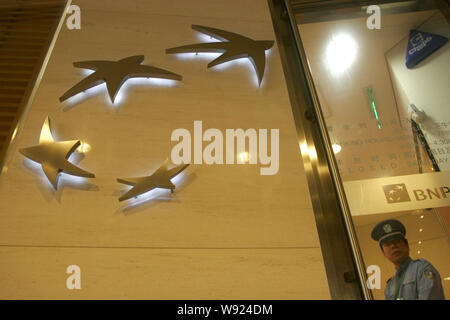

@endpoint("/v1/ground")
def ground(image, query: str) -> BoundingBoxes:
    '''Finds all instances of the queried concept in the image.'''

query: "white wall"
[386,11,450,171]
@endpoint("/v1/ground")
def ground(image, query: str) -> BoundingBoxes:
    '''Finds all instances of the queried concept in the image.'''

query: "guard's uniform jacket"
[385,257,445,300]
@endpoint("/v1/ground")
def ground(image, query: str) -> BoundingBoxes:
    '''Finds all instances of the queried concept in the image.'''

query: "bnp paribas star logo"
[382,184,411,204]
[166,25,274,86]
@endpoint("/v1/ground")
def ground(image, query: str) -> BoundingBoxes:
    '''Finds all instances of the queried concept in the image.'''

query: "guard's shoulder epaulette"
[414,258,429,265]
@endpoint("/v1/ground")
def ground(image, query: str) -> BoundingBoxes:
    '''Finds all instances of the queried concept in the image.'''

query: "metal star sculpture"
[19,117,95,189]
[166,25,274,85]
[59,55,182,103]
[117,158,189,202]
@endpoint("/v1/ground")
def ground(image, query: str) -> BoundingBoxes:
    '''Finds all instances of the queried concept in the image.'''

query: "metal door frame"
[268,0,448,300]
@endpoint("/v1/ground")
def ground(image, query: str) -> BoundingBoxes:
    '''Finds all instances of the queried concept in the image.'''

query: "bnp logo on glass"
[382,184,411,204]
[382,182,450,204]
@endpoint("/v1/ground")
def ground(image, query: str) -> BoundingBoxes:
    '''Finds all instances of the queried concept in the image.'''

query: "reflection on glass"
[324,33,358,76]
[297,3,449,300]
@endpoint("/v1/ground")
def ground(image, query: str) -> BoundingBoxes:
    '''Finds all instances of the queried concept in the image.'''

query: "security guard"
[371,219,445,300]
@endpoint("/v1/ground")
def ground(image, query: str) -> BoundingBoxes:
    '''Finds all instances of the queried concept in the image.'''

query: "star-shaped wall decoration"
[117,158,189,202]
[166,25,274,85]
[19,117,95,189]
[59,55,182,104]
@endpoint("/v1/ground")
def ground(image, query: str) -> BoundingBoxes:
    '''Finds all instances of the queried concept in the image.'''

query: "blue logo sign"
[405,29,448,69]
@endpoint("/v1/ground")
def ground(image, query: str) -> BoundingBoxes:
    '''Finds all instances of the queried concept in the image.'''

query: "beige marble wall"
[0,0,330,299]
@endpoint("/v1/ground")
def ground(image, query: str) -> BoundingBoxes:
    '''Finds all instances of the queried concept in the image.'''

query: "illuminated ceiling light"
[420,215,424,219]
[325,33,357,76]
[418,241,422,244]
[444,277,450,281]
[419,228,423,232]
[332,144,341,154]
[417,250,421,254]
[239,152,250,163]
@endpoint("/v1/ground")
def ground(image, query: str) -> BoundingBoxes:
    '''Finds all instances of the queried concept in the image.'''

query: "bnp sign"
[382,183,449,203]
[343,172,450,216]
[411,186,449,201]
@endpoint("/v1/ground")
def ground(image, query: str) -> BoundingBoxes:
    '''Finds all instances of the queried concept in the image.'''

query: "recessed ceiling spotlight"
[325,33,358,76]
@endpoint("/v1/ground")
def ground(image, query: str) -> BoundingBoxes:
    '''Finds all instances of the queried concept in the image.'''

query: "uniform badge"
[424,270,435,280]
[383,224,392,234]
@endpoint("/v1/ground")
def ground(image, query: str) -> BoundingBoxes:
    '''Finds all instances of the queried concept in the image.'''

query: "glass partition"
[295,2,449,299]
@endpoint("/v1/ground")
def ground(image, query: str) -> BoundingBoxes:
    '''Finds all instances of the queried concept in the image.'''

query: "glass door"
[293,0,449,299]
